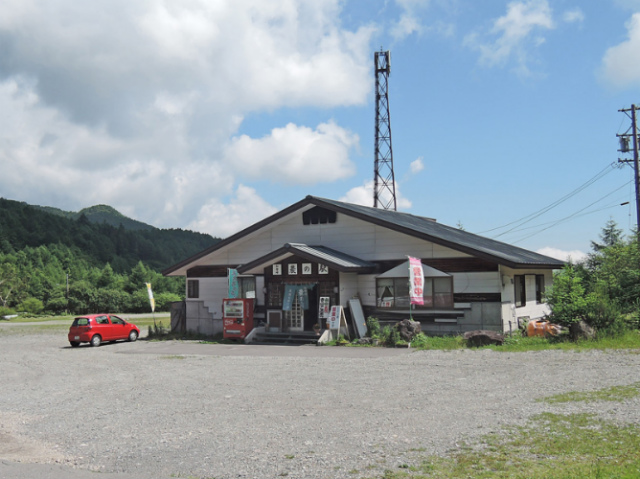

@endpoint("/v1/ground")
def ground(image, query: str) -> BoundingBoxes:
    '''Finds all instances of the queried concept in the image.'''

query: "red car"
[68,314,140,347]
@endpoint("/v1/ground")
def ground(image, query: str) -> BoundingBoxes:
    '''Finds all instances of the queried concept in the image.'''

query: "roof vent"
[302,206,337,225]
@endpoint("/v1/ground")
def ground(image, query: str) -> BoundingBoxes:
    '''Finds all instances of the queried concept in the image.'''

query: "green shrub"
[585,292,625,335]
[147,321,167,339]
[381,325,399,346]
[45,297,69,314]
[410,332,430,348]
[0,305,16,317]
[545,264,589,327]
[365,316,381,338]
[18,297,44,314]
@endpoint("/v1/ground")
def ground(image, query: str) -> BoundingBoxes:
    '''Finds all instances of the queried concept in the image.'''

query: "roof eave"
[163,197,317,276]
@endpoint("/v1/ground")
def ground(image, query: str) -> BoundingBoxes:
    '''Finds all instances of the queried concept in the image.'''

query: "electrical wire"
[507,181,632,244]
[479,162,618,237]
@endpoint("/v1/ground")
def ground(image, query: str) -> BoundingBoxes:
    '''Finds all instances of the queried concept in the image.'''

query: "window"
[267,283,284,307]
[377,277,453,309]
[238,277,256,299]
[514,275,525,307]
[433,277,454,308]
[535,275,545,303]
[515,274,546,307]
[187,279,199,299]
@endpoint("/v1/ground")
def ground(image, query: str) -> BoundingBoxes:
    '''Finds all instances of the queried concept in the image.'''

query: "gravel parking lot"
[1,325,640,479]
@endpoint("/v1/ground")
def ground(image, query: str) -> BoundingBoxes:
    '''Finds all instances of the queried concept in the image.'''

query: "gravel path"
[1,326,639,479]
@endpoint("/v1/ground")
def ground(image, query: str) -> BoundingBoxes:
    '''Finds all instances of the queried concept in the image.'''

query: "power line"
[508,181,632,244]
[479,162,617,236]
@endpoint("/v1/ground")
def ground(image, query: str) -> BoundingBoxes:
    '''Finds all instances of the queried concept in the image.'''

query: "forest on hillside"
[0,198,219,315]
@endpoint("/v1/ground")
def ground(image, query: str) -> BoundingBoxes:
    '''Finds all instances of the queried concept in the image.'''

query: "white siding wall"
[338,272,359,308]
[200,213,471,265]
[500,267,554,327]
[185,277,227,335]
[358,274,377,307]
[451,272,500,294]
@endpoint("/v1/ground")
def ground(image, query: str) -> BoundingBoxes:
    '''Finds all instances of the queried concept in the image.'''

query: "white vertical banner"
[145,282,155,312]
[408,257,424,305]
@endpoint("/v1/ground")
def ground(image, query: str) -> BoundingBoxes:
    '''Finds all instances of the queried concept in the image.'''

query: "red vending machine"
[222,298,254,340]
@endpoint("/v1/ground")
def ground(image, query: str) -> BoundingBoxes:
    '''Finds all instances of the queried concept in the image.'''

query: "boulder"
[463,330,504,347]
[395,319,421,342]
[569,320,596,341]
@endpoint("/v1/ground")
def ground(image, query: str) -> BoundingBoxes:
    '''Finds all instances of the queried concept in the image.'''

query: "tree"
[97,263,116,289]
[545,264,590,327]
[590,218,624,252]
[0,263,24,308]
[127,261,151,293]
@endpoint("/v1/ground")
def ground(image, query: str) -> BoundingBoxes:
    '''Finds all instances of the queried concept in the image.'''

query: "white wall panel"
[358,275,377,307]
[338,273,359,308]
[452,272,500,294]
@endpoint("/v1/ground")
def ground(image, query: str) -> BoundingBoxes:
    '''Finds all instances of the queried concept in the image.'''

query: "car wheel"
[70,341,80,348]
[90,335,102,347]
[128,330,138,342]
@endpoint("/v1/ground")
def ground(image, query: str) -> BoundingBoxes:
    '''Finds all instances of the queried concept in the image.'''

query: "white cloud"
[188,185,279,238]
[390,0,455,41]
[614,0,640,10]
[562,8,584,24]
[340,180,412,210]
[0,0,375,233]
[391,12,423,39]
[537,247,586,263]
[601,13,640,89]
[464,0,554,76]
[410,157,425,174]
[224,122,359,184]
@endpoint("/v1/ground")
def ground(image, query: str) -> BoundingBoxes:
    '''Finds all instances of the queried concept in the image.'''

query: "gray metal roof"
[309,196,565,269]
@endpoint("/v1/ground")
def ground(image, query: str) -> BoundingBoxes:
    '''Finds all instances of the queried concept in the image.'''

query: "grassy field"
[0,312,170,336]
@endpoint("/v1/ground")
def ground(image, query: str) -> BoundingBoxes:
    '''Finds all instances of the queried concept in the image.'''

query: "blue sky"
[2,0,640,261]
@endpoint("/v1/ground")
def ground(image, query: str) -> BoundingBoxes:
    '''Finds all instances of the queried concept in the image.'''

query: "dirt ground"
[1,323,639,479]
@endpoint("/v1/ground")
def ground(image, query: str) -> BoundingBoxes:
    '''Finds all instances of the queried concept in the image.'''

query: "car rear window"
[72,317,91,327]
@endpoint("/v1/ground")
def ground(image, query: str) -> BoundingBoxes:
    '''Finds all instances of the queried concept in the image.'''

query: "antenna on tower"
[374,49,397,211]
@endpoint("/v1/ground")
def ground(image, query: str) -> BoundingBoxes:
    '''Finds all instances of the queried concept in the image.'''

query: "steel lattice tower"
[374,50,397,211]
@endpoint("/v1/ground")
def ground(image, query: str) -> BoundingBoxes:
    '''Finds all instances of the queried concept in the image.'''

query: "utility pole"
[374,49,397,211]
[617,104,640,235]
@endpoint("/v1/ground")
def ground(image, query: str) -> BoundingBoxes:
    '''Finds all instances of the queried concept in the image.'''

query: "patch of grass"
[410,334,465,350]
[377,413,640,478]
[540,382,640,404]
[159,355,186,360]
[371,382,640,479]
[0,314,75,323]
[482,330,640,353]
[0,323,70,335]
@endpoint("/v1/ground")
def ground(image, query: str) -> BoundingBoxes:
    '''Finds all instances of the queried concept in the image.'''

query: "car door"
[94,315,113,341]
[109,315,129,340]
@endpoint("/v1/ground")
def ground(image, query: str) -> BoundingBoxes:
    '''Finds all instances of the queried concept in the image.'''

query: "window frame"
[187,279,200,299]
[376,276,453,310]
[514,275,526,307]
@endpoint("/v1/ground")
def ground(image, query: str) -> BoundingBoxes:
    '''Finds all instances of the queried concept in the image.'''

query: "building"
[163,196,564,337]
